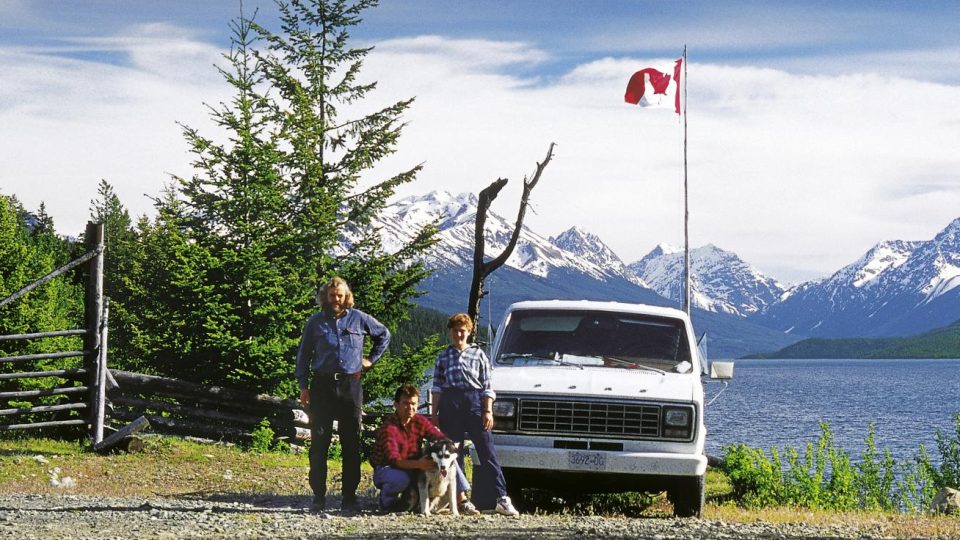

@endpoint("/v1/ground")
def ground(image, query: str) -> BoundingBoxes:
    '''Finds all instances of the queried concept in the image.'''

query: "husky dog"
[417,438,460,516]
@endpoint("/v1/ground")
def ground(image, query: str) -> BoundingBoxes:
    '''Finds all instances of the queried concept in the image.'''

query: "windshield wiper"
[603,356,666,375]
[499,352,556,362]
[633,363,666,375]
[551,355,585,370]
[499,352,584,369]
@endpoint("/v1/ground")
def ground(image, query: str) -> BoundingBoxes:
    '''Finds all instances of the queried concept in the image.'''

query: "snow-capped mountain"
[370,190,958,354]
[629,244,786,318]
[549,226,647,287]
[377,191,640,283]
[756,219,960,338]
[370,191,800,358]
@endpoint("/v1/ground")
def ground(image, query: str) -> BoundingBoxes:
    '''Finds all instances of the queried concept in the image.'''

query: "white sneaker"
[495,495,519,517]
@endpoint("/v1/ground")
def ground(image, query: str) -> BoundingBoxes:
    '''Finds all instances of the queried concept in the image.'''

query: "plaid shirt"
[431,344,496,400]
[369,413,445,467]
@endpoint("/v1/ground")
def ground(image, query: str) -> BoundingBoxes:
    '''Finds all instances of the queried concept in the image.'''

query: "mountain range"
[374,191,960,358]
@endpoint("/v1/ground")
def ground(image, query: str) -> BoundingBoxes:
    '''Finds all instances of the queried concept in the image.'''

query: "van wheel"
[668,475,704,518]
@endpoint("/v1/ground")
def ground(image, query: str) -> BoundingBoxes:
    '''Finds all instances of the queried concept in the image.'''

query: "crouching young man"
[369,384,480,515]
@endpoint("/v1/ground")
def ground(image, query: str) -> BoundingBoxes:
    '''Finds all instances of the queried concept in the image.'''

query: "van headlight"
[662,406,694,439]
[492,399,517,431]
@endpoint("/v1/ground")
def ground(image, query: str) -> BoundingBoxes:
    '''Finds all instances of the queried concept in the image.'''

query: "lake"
[703,358,960,463]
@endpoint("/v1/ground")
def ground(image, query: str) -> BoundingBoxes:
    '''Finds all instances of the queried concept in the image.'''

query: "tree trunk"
[467,143,555,340]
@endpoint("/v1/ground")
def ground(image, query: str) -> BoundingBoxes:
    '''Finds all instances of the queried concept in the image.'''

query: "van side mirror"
[709,361,734,380]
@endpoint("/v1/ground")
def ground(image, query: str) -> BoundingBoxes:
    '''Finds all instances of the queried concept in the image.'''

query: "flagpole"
[682,45,690,316]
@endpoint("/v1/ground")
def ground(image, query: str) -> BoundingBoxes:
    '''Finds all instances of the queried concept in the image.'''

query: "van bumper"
[495,445,708,477]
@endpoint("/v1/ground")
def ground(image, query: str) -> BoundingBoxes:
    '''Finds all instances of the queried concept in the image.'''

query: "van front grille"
[517,399,662,439]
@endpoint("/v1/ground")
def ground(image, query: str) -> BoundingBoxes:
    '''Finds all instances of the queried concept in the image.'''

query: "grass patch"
[0,436,318,498]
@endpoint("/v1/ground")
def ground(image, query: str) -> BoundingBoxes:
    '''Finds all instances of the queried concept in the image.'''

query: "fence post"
[92,301,110,444]
[84,222,105,442]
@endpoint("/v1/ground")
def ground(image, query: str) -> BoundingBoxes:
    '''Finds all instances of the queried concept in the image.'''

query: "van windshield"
[495,309,693,373]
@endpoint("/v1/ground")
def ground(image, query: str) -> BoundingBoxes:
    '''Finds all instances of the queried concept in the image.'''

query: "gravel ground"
[0,493,894,540]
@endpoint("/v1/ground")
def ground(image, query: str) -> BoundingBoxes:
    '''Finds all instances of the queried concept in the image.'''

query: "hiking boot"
[495,495,519,517]
[458,499,480,515]
[309,497,326,513]
[378,497,409,515]
[341,495,359,516]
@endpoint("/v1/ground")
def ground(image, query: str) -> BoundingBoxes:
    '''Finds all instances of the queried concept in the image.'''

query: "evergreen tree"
[131,190,229,381]
[0,196,83,395]
[0,196,31,350]
[87,180,146,371]
[389,305,449,356]
[136,0,437,398]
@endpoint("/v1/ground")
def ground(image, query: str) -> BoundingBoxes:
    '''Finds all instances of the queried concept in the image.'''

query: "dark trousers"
[308,374,362,503]
[438,388,507,502]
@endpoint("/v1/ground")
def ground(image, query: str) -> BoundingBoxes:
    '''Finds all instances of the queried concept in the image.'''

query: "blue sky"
[2,0,959,283]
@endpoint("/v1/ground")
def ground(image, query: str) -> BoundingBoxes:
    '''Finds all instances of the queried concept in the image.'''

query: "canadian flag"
[624,58,682,114]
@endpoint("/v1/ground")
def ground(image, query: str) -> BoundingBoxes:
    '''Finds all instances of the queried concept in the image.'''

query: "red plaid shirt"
[369,413,445,467]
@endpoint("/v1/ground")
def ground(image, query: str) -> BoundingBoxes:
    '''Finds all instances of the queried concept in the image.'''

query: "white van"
[484,300,733,517]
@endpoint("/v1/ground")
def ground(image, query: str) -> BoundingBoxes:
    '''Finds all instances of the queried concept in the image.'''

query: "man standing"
[369,384,479,515]
[295,276,390,514]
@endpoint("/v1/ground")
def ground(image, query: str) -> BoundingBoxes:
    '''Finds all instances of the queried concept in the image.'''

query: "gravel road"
[0,493,895,539]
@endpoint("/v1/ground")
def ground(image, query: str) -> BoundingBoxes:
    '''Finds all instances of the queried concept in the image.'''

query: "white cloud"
[2,31,958,285]
[376,35,549,71]
[366,38,960,282]
[0,27,228,234]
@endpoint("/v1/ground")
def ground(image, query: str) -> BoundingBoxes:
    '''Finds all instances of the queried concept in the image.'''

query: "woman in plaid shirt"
[430,313,519,516]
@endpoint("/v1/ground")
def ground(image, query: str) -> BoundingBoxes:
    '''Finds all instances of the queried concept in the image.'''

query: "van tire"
[668,475,704,518]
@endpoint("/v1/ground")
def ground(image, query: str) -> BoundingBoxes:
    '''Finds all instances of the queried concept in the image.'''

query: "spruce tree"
[137,0,438,397]
[0,196,83,385]
[87,180,146,371]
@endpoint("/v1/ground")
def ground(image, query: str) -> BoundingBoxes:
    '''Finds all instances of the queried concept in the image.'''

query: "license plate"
[568,451,607,470]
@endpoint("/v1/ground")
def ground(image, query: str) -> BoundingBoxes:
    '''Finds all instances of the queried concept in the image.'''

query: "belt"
[313,371,360,381]
[442,387,480,393]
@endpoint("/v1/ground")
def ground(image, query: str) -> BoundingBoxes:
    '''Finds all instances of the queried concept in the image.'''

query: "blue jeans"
[373,465,470,508]
[438,388,508,500]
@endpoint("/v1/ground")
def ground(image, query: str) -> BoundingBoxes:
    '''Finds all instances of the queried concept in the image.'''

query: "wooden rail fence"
[0,223,110,443]
[106,369,408,447]
[108,370,309,444]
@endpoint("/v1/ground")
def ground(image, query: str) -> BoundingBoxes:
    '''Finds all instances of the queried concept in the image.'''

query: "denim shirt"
[294,308,391,390]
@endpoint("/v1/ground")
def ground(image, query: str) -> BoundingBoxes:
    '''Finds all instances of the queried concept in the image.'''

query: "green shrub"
[896,445,937,512]
[932,412,960,490]
[722,416,960,513]
[855,424,896,510]
[327,437,342,461]
[723,443,784,507]
[249,418,275,454]
[826,435,857,511]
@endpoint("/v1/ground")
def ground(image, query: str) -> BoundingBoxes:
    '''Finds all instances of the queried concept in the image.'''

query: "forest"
[746,323,960,359]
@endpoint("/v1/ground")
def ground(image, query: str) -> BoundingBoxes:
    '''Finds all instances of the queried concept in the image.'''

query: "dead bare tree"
[467,143,556,341]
